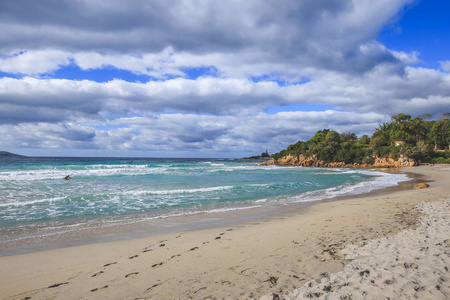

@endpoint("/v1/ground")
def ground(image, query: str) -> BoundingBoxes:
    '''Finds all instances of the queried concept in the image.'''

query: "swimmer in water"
[64,175,72,180]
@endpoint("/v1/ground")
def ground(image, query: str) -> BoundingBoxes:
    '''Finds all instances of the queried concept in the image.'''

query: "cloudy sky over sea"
[0,0,449,157]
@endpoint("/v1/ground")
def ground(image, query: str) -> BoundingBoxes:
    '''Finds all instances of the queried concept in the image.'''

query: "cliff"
[269,154,417,168]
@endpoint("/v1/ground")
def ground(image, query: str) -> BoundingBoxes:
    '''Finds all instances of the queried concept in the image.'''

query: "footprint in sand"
[91,285,109,292]
[125,272,139,278]
[91,271,104,277]
[48,282,69,288]
[147,283,160,291]
[151,262,164,267]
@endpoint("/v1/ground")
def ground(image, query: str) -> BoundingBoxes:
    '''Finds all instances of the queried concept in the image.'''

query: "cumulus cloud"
[0,50,71,74]
[2,65,448,127]
[0,111,386,156]
[0,0,447,157]
[0,0,414,77]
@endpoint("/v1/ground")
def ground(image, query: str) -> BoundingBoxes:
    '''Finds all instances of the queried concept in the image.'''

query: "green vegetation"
[273,113,450,164]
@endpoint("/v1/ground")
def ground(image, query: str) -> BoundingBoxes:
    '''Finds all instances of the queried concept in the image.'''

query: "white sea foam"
[0,164,169,181]
[284,170,408,204]
[0,160,412,251]
[0,196,67,208]
[124,185,235,196]
[203,205,263,214]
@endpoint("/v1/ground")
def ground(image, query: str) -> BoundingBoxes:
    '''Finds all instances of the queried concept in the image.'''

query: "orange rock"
[274,154,417,168]
[413,183,430,189]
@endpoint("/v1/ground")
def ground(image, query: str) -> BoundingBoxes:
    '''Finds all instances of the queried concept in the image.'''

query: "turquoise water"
[0,157,408,252]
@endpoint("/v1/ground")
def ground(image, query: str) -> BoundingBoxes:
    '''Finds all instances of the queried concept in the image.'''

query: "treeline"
[273,113,450,164]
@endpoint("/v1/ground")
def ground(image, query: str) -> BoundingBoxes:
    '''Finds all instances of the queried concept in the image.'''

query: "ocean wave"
[283,171,408,204]
[0,165,169,181]
[0,159,411,250]
[124,185,235,196]
[0,196,67,208]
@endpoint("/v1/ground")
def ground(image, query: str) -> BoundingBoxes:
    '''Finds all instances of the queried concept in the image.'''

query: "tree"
[325,130,341,143]
[391,113,412,125]
[389,113,415,144]
[315,142,338,161]
[340,132,357,142]
[359,135,370,145]
[369,131,389,148]
[273,113,450,164]
[310,129,330,144]
[431,118,450,150]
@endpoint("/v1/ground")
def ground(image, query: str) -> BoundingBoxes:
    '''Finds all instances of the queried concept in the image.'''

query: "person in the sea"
[64,175,72,180]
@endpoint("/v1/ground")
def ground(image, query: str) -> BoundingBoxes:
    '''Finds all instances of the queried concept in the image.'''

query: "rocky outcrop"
[270,155,347,167]
[373,156,417,167]
[271,154,417,168]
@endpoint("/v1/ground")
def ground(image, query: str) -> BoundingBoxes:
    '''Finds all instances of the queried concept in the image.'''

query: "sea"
[0,156,409,256]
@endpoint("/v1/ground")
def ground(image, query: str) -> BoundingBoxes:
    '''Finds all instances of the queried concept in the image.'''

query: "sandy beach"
[0,165,448,299]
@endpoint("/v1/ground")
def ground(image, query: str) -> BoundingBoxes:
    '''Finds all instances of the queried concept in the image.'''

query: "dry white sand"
[263,199,450,300]
[0,166,448,299]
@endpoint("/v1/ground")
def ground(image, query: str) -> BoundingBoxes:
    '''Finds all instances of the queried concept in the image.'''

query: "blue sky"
[0,0,449,157]
[379,0,450,69]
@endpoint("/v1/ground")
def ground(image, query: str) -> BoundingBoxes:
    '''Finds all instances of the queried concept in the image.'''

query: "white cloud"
[1,62,449,127]
[0,0,447,157]
[0,50,71,74]
[0,0,414,77]
[0,111,387,157]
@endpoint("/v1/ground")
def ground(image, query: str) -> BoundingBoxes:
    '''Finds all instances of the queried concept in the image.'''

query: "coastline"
[0,166,408,258]
[0,165,448,299]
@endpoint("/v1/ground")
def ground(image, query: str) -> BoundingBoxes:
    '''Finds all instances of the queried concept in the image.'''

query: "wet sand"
[0,165,448,299]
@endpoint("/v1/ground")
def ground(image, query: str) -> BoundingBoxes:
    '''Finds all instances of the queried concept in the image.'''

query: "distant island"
[271,113,450,167]
[0,151,24,157]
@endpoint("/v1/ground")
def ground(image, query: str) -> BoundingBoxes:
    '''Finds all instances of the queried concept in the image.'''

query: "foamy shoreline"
[0,166,448,299]
[0,167,406,257]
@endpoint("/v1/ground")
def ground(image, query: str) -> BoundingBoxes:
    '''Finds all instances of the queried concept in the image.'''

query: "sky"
[0,0,449,158]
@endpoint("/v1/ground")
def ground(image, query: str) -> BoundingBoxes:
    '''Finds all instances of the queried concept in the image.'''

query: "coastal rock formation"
[271,154,417,168]
[414,183,430,189]
[373,156,417,168]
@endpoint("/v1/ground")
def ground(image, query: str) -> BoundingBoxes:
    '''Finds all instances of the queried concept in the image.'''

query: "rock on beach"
[414,182,430,189]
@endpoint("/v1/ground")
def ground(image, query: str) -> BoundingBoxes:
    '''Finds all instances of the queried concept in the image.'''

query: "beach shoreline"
[0,165,448,299]
[0,166,411,258]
